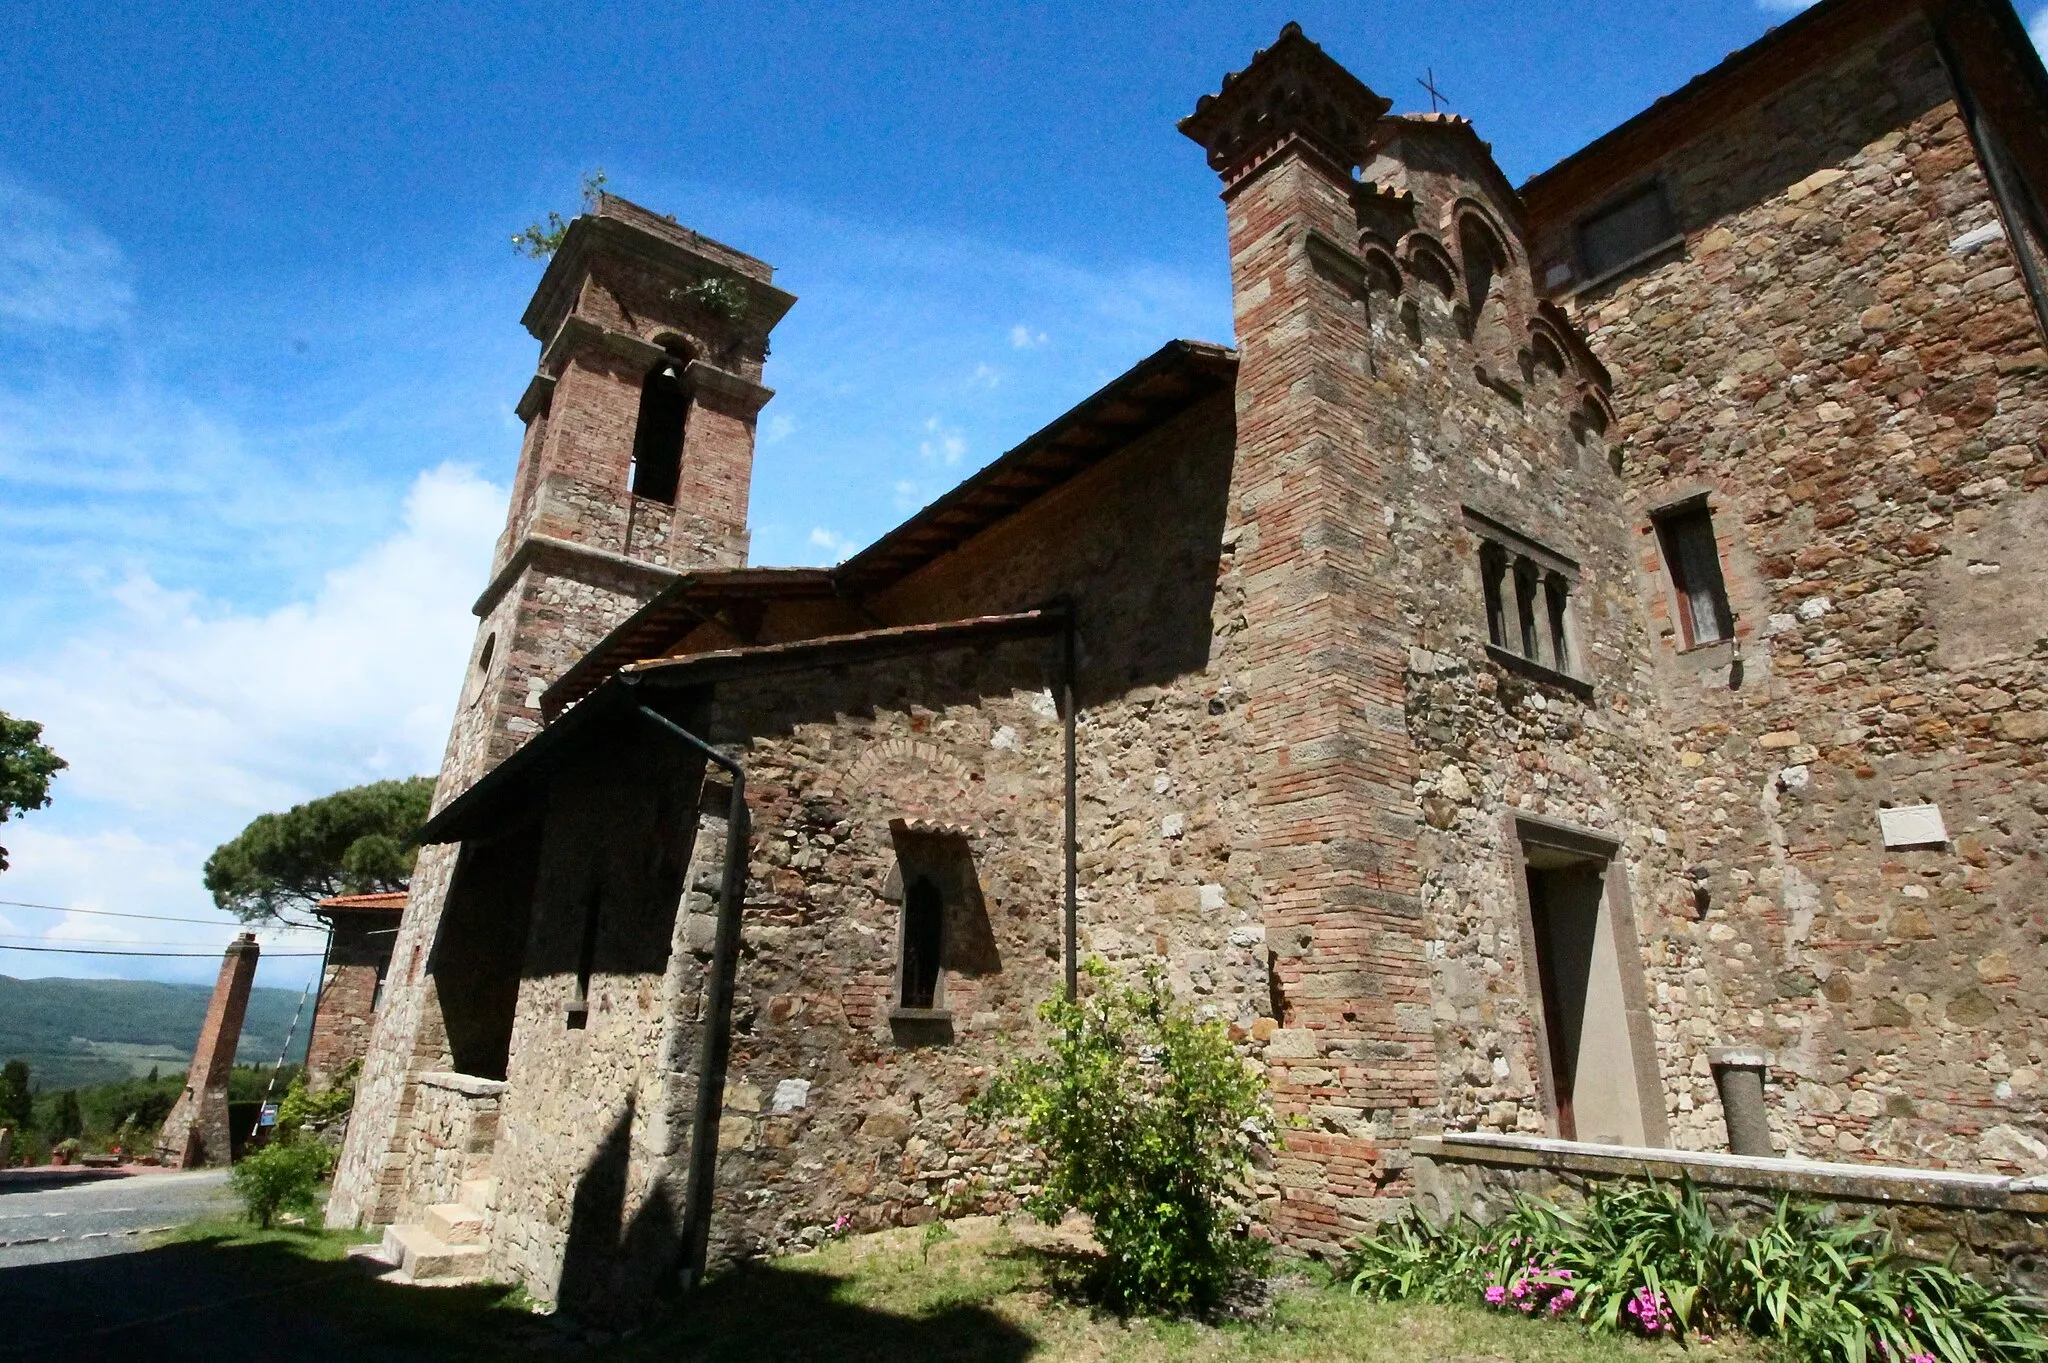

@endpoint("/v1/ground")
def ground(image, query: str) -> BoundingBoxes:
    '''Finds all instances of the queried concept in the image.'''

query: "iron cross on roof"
[1418,67,1448,113]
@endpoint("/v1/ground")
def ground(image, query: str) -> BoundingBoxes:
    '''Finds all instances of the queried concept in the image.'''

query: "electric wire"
[0,899,324,930]
[0,943,323,958]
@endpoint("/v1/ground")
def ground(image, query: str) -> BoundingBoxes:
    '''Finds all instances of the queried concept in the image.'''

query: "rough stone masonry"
[330,0,2048,1318]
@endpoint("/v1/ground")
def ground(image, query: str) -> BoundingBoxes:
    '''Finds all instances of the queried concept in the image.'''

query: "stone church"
[330,0,2048,1315]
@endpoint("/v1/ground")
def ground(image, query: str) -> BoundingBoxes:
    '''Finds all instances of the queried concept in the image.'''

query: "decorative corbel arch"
[1535,300,1615,395]
[1527,314,1573,379]
[1398,231,1457,298]
[1447,197,1513,272]
[1570,385,1616,438]
[1356,231,1404,297]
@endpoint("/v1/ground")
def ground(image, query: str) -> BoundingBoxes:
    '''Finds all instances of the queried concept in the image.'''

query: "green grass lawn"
[126,1213,1768,1361]
[622,1219,1768,1362]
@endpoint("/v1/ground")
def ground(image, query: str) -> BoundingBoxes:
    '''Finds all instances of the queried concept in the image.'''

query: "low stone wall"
[1414,1132,2048,1296]
[393,1071,506,1225]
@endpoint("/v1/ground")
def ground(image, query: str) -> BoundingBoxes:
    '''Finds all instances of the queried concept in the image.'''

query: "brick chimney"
[155,932,260,1168]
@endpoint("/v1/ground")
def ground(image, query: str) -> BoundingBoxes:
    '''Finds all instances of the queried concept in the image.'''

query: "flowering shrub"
[1348,1178,2047,1363]
[972,959,1271,1316]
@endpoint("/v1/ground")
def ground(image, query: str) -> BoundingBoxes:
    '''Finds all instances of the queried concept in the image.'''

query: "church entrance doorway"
[1516,821,1659,1147]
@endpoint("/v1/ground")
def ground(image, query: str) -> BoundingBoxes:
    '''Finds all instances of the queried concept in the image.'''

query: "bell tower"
[328,197,794,1229]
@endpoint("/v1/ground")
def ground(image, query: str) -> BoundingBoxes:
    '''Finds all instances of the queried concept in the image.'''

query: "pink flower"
[1484,1285,1507,1306]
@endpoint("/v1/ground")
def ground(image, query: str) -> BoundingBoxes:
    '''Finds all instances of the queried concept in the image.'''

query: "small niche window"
[1576,183,1678,282]
[1654,500,1734,649]
[629,359,689,505]
[567,888,601,1029]
[1469,508,1582,683]
[898,877,945,1011]
[465,632,496,709]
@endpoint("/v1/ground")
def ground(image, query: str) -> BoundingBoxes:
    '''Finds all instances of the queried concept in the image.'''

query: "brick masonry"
[155,933,259,1168]
[306,895,404,1089]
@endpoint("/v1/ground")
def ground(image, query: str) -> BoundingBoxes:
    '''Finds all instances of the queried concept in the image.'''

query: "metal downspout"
[634,699,749,1290]
[1062,604,1079,1003]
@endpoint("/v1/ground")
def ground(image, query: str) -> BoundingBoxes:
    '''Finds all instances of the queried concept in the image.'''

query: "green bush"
[230,1140,332,1229]
[274,1059,358,1138]
[973,958,1271,1317]
[1348,1178,2048,1363]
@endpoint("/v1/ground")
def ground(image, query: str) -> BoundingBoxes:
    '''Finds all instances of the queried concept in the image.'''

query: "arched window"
[900,877,944,1010]
[629,360,689,504]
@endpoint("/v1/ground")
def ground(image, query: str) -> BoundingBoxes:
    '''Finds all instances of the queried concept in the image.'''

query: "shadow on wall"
[557,1092,686,1320]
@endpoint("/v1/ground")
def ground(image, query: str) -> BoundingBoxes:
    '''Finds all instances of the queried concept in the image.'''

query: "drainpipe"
[635,700,749,1290]
[1061,604,1079,1003]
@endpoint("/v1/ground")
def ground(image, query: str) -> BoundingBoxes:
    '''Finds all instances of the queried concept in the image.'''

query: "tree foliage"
[203,777,435,923]
[512,168,608,258]
[973,959,1271,1316]
[0,711,66,872]
[0,1059,31,1131]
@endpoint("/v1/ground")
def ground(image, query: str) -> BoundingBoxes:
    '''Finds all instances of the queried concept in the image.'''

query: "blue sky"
[3,0,2046,990]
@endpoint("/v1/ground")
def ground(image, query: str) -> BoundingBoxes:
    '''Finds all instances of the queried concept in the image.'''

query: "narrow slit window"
[1656,504,1733,648]
[899,877,944,1011]
[1481,542,1510,650]
[1545,572,1572,673]
[568,889,601,1028]
[629,362,689,504]
[1514,560,1544,663]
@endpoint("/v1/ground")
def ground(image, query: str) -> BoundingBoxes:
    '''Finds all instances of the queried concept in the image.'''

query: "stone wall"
[1533,13,2048,1169]
[394,1072,506,1226]
[478,387,1283,1309]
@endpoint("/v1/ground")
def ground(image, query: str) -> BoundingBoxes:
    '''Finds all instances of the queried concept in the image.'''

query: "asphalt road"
[0,1169,233,1268]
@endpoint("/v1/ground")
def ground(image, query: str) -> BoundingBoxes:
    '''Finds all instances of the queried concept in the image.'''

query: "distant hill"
[0,975,312,1091]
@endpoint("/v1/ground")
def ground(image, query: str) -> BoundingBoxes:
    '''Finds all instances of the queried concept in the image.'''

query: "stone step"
[424,1202,485,1246]
[381,1223,487,1282]
[458,1177,495,1214]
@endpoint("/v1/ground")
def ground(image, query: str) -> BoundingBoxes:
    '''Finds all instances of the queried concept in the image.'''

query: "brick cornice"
[520,204,795,346]
[1179,22,1392,196]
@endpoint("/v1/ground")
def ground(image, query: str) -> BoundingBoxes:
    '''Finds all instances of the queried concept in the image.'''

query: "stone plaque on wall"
[1878,804,1948,849]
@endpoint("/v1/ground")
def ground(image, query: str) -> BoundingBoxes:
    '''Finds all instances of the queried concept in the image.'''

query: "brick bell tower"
[328,196,794,1228]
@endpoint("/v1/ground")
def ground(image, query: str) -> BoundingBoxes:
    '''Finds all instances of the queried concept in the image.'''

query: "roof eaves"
[829,339,1237,596]
[1520,0,1918,219]
[424,608,1068,846]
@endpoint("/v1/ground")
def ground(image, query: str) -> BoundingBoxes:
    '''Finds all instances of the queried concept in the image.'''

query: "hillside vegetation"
[0,974,312,1088]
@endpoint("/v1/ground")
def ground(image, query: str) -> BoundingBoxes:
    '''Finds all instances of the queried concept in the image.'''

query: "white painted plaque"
[1878,804,1948,848]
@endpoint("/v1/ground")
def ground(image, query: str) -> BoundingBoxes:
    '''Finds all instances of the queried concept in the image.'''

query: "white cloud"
[1009,324,1048,349]
[763,412,797,445]
[1755,0,1817,12]
[2,463,500,821]
[918,416,966,466]
[968,362,1000,390]
[806,526,855,562]
[892,479,924,513]
[2031,6,2048,56]
[0,176,133,332]
[0,464,502,980]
